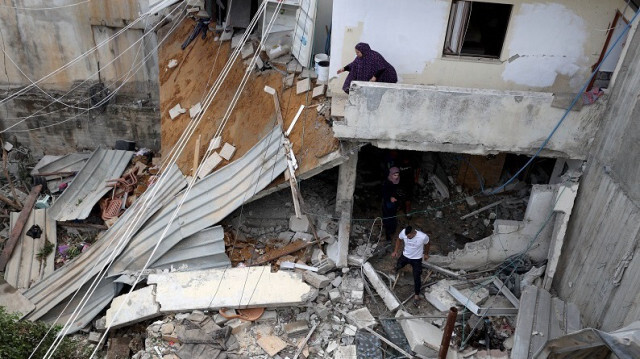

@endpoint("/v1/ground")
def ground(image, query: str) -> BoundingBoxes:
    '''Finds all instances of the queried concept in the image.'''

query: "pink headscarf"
[388,167,400,184]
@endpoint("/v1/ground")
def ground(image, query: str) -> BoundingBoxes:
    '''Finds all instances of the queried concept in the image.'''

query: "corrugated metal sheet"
[4,209,56,291]
[24,164,188,322]
[31,153,91,178]
[49,148,134,221]
[534,321,640,359]
[512,286,582,359]
[110,126,286,275]
[151,225,230,271]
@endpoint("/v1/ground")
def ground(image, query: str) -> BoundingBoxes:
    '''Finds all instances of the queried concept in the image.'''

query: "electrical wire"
[0,0,91,11]
[0,0,160,108]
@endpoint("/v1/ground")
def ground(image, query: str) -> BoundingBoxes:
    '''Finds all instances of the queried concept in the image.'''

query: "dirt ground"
[158,19,338,177]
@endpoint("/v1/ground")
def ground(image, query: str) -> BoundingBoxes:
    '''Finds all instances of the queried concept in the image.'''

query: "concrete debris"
[267,44,290,59]
[169,103,186,119]
[219,143,236,161]
[167,59,178,68]
[346,307,376,328]
[148,266,315,312]
[429,174,450,199]
[302,271,331,288]
[334,345,357,359]
[521,265,546,289]
[257,335,288,356]
[296,78,311,94]
[299,68,317,79]
[312,85,326,98]
[189,102,202,118]
[241,43,254,59]
[396,310,444,358]
[362,262,400,311]
[106,285,160,329]
[289,214,310,232]
[197,152,223,178]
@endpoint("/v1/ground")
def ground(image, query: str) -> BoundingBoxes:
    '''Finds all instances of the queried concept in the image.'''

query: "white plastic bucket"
[315,53,330,84]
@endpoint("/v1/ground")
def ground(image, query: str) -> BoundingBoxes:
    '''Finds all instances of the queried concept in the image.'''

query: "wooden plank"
[0,184,42,270]
[511,286,539,359]
[531,288,552,355]
[251,240,317,266]
[193,134,201,177]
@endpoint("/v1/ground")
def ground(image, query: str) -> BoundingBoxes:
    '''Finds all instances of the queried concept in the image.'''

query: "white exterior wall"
[328,0,633,95]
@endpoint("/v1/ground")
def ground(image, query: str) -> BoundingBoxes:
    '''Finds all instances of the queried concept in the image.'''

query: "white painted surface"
[328,0,628,94]
[336,82,602,159]
[502,3,587,88]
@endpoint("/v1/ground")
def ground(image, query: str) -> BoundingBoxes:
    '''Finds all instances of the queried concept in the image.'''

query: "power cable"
[1,2,187,133]
[0,0,161,107]
[33,8,190,358]
[0,0,91,11]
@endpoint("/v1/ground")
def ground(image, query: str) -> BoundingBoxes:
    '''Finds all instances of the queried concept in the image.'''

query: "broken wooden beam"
[252,239,318,266]
[0,184,42,270]
[460,199,504,220]
[362,262,400,311]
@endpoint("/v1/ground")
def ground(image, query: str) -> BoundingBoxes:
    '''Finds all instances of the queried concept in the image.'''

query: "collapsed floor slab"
[147,266,315,312]
[430,184,578,270]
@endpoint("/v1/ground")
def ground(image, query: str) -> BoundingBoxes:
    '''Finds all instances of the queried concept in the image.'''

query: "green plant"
[0,306,88,359]
[66,246,80,260]
[36,240,55,263]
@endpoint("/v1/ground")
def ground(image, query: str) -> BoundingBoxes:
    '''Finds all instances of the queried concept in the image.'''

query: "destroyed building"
[0,0,639,358]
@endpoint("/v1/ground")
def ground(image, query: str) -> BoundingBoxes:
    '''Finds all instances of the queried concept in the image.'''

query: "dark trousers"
[395,255,423,295]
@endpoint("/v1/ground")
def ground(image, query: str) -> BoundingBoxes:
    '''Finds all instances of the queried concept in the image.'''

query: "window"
[443,1,512,58]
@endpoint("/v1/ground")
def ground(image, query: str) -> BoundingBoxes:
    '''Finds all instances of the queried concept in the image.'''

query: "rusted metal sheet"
[49,148,134,221]
[512,286,582,359]
[110,126,286,274]
[4,209,56,291]
[151,226,230,271]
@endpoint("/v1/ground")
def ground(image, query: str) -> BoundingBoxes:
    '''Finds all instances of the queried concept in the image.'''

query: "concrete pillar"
[335,152,358,267]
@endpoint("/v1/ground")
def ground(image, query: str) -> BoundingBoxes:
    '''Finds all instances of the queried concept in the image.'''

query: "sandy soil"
[159,19,338,177]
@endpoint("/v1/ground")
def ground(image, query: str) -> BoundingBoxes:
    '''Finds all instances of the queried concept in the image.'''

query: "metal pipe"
[439,307,458,359]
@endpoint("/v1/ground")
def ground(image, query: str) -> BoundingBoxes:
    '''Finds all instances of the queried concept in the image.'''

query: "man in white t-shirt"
[391,226,431,303]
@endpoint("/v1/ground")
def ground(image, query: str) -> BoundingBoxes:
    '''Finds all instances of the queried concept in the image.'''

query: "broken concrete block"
[396,310,443,358]
[187,310,206,323]
[167,59,178,68]
[257,335,288,356]
[343,324,357,336]
[284,73,295,88]
[329,289,342,302]
[316,258,336,275]
[106,285,160,329]
[214,311,234,325]
[466,196,478,208]
[331,276,343,288]
[312,85,325,98]
[314,304,329,319]
[351,290,364,305]
[334,345,357,359]
[219,143,236,161]
[257,310,277,324]
[147,266,314,312]
[292,231,313,241]
[296,78,311,94]
[207,136,222,152]
[267,44,290,59]
[241,43,254,59]
[169,103,186,119]
[161,323,174,335]
[429,174,450,199]
[197,152,223,179]
[88,331,102,344]
[220,30,233,41]
[347,308,376,328]
[303,271,331,289]
[289,214,310,232]
[284,320,309,336]
[277,231,294,243]
[299,68,318,79]
[287,59,303,73]
[311,248,325,265]
[231,34,243,49]
[347,255,365,266]
[189,102,202,118]
[226,318,251,334]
